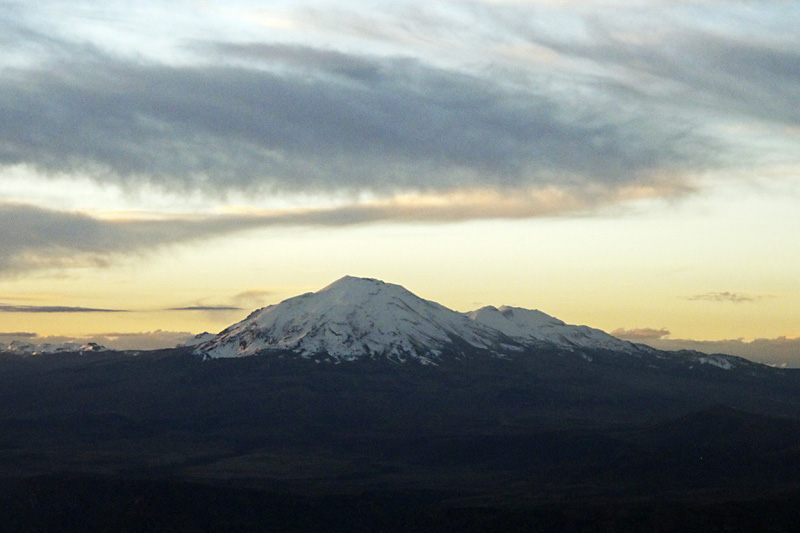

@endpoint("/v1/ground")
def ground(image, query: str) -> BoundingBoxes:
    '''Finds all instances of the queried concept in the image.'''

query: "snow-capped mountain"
[197,276,517,363]
[195,275,659,363]
[467,305,648,354]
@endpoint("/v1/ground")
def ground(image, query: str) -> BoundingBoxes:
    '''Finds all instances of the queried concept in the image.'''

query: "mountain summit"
[196,276,515,363]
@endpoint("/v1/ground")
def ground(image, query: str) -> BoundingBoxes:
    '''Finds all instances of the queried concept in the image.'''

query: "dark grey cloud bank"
[0,44,710,196]
[0,202,271,275]
[2,195,595,276]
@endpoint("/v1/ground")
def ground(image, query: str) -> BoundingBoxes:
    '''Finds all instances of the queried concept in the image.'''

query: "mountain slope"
[196,276,517,363]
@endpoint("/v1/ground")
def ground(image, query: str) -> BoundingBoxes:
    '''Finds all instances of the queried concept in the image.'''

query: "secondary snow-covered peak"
[467,306,564,335]
[196,276,511,362]
[468,304,639,353]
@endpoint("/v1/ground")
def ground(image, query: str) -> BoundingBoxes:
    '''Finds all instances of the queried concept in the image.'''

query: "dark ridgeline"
[2,277,799,531]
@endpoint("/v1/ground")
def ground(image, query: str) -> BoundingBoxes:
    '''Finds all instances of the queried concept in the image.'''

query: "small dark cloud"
[167,289,276,313]
[168,306,242,312]
[611,327,671,340]
[684,292,762,303]
[0,304,126,313]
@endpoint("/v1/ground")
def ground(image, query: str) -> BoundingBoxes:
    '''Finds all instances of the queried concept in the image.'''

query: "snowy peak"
[319,275,392,296]
[197,276,511,363]
[468,305,641,353]
[466,306,565,337]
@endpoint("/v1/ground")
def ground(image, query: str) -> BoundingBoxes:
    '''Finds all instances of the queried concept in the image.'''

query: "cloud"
[231,289,274,309]
[164,288,275,314]
[86,330,199,350]
[637,336,800,368]
[611,327,671,340]
[167,306,242,312]
[0,330,199,351]
[0,332,37,338]
[0,189,675,276]
[0,45,710,197]
[2,2,797,279]
[683,292,765,303]
[517,14,800,132]
[4,2,798,206]
[0,304,126,313]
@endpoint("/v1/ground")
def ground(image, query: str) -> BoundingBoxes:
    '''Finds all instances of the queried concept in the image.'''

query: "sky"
[1,0,799,365]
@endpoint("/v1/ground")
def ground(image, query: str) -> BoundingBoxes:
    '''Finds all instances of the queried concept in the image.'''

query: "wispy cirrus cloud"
[231,289,274,309]
[532,19,800,130]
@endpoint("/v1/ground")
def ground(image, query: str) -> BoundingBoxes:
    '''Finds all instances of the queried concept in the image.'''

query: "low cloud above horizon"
[611,327,671,340]
[633,336,800,369]
[0,331,198,352]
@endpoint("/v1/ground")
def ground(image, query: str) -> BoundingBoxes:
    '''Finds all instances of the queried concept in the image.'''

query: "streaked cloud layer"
[0,46,707,195]
[3,0,797,205]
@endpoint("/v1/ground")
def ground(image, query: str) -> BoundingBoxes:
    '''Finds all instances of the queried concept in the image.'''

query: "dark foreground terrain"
[2,348,800,531]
